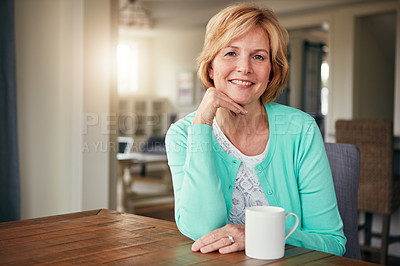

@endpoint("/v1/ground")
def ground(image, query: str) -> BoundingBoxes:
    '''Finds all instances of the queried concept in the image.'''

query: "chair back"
[335,120,400,214]
[325,142,361,260]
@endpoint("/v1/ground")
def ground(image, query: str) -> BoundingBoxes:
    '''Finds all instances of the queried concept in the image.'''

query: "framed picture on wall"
[177,71,195,105]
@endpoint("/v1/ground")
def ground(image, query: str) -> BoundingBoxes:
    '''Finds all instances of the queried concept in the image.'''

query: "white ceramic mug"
[245,206,299,260]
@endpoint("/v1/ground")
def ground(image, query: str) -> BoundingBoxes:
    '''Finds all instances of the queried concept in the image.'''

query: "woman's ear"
[208,67,214,79]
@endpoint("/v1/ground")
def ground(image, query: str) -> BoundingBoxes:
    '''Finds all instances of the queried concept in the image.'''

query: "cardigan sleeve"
[165,122,228,240]
[286,120,346,256]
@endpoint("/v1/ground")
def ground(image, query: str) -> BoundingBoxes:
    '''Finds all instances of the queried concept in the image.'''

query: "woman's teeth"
[231,80,253,86]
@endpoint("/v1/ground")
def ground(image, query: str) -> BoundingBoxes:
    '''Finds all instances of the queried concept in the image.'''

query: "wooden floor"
[360,250,400,266]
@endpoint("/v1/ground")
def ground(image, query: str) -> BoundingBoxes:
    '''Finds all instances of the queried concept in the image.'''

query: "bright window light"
[321,61,329,115]
[321,62,329,83]
[117,43,138,93]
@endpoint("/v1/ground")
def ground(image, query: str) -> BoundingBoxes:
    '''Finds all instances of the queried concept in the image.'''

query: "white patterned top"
[213,118,269,225]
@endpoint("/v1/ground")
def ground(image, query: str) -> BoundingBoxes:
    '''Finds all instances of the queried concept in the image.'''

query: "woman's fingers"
[207,88,247,115]
[219,243,241,254]
[192,87,247,125]
[192,225,231,250]
[191,229,223,251]
[219,98,247,115]
[198,237,233,253]
[192,224,245,254]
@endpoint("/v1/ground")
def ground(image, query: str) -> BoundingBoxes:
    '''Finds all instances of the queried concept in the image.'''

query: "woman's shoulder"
[170,112,195,128]
[266,102,311,117]
[266,102,316,134]
[166,111,195,137]
[166,111,213,145]
[267,102,314,122]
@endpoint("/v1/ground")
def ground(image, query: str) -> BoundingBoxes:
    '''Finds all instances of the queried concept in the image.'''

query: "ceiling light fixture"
[119,0,152,29]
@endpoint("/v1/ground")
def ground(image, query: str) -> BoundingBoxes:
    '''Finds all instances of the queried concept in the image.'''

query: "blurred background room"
[1,0,399,264]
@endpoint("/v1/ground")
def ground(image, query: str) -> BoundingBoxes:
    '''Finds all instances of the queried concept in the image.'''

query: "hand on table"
[191,224,245,254]
[192,87,247,126]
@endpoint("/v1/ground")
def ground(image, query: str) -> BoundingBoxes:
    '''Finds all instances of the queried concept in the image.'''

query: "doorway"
[283,25,329,136]
[353,11,396,120]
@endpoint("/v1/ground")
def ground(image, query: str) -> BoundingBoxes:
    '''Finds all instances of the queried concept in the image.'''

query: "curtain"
[0,0,21,222]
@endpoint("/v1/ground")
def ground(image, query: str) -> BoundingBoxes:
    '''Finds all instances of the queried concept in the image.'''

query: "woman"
[165,3,346,256]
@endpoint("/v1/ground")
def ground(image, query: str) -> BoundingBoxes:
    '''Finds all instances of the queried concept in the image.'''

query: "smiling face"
[208,26,271,107]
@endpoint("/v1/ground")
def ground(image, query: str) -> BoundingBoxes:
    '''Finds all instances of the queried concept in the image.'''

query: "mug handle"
[284,213,299,241]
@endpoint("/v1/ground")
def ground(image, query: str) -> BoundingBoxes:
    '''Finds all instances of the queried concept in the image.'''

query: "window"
[321,61,329,116]
[117,43,138,93]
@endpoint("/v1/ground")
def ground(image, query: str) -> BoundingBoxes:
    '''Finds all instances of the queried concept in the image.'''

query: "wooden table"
[0,209,377,265]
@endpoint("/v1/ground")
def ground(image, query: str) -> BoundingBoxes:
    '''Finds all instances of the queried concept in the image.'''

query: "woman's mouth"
[230,79,254,86]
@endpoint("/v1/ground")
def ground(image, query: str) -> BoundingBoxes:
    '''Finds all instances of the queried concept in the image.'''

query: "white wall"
[353,12,396,120]
[15,0,116,219]
[82,0,115,211]
[152,29,206,114]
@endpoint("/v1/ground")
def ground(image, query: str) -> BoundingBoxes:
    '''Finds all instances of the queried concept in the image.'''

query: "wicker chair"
[335,119,400,265]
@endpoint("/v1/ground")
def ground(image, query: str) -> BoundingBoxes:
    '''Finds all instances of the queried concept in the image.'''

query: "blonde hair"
[197,3,289,104]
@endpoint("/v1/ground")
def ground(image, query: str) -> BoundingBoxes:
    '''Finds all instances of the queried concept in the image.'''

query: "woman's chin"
[227,95,248,105]
[231,97,256,107]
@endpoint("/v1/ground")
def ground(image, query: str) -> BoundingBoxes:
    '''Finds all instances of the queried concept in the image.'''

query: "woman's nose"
[236,56,252,74]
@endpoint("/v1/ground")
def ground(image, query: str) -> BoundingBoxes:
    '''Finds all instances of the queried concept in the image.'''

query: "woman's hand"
[191,224,245,254]
[192,87,247,126]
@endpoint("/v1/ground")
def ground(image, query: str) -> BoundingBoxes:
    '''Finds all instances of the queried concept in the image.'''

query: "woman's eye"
[253,55,264,60]
[225,52,236,57]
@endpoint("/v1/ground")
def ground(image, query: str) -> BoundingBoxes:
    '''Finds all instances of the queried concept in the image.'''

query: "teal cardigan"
[165,102,346,256]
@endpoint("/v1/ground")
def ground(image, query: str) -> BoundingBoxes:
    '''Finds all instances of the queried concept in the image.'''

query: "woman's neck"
[215,99,268,138]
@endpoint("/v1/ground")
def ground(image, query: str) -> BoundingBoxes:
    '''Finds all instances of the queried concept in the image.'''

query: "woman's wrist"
[192,106,216,126]
[192,115,213,126]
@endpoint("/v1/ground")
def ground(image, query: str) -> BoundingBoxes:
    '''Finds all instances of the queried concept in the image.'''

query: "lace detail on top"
[212,118,269,225]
